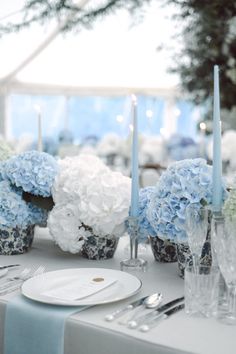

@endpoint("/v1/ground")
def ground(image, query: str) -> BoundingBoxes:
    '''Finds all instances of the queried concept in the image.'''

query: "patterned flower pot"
[177,209,212,278]
[81,234,119,260]
[0,225,35,255]
[149,236,177,263]
[177,235,212,279]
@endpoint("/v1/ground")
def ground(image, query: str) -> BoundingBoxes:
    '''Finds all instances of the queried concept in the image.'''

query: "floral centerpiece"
[0,151,58,254]
[133,186,177,262]
[48,154,131,259]
[1,150,58,197]
[147,158,214,243]
[145,158,227,272]
[0,180,48,254]
[132,187,156,241]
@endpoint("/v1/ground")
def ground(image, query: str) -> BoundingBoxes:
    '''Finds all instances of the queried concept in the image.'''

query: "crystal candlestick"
[120,216,147,272]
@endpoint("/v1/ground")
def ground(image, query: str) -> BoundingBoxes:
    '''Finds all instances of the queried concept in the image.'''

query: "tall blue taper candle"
[130,95,139,217]
[212,65,222,212]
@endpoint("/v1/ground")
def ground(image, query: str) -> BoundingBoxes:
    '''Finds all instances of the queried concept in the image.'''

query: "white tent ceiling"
[0,0,181,96]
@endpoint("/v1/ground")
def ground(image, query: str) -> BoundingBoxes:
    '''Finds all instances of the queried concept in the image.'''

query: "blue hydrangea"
[27,203,48,227]
[1,150,58,197]
[126,187,156,243]
[147,158,225,243]
[0,180,32,228]
[137,187,157,241]
[0,181,49,229]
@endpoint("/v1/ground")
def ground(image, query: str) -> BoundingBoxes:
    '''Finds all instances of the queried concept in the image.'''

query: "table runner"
[4,294,86,354]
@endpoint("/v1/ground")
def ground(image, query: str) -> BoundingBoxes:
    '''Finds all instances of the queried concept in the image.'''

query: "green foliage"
[166,0,236,111]
[0,0,151,34]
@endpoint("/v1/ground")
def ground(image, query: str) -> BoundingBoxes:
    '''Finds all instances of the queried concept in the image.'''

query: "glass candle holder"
[120,216,147,272]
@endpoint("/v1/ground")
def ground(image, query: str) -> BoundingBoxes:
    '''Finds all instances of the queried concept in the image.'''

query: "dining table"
[0,226,235,354]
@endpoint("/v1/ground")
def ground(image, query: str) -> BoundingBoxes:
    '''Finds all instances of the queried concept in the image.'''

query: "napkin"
[42,275,117,301]
[4,294,86,354]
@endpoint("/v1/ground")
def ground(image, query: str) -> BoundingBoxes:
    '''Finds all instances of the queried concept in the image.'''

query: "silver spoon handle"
[105,304,135,322]
[139,314,166,332]
[118,305,145,325]
[127,310,157,329]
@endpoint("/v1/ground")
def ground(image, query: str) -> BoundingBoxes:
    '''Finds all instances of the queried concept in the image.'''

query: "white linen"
[0,227,235,354]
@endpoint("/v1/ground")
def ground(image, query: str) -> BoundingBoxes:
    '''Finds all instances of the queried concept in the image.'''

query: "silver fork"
[6,268,31,281]
[0,268,31,289]
[0,266,45,295]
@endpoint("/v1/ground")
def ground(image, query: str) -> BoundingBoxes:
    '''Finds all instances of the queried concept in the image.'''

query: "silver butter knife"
[0,264,20,270]
[139,303,185,332]
[128,296,184,329]
[105,295,150,322]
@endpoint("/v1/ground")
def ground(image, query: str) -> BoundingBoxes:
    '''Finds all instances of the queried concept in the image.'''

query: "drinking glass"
[184,205,209,270]
[185,264,220,317]
[212,214,236,325]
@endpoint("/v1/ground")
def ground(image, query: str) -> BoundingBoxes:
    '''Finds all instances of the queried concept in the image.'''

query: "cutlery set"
[0,265,45,295]
[0,265,184,331]
[105,294,184,332]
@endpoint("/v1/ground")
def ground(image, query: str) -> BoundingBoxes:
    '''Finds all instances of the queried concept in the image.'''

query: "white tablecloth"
[0,227,235,354]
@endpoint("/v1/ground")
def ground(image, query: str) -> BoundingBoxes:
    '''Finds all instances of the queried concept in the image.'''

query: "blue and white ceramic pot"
[81,234,119,260]
[149,236,177,263]
[177,230,212,279]
[0,225,35,255]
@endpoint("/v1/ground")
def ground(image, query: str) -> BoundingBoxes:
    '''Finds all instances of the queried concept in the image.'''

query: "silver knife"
[139,303,185,332]
[105,295,151,322]
[128,295,184,329]
[0,264,20,270]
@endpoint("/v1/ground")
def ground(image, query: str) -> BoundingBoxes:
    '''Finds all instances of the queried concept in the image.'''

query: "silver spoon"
[118,292,163,325]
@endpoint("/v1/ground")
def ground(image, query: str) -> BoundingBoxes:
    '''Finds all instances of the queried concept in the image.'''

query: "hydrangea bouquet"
[147,158,218,243]
[0,180,47,229]
[49,154,131,254]
[1,150,58,197]
[0,151,58,230]
[128,186,156,243]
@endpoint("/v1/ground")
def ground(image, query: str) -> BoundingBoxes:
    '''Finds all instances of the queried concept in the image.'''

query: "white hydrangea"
[52,154,109,204]
[47,202,88,254]
[78,170,131,236]
[50,153,131,253]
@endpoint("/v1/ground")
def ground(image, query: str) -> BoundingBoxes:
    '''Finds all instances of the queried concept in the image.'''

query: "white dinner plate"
[21,268,142,306]
[0,268,8,278]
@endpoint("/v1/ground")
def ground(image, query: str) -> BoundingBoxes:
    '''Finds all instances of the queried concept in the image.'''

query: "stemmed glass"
[212,214,236,325]
[184,205,209,271]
